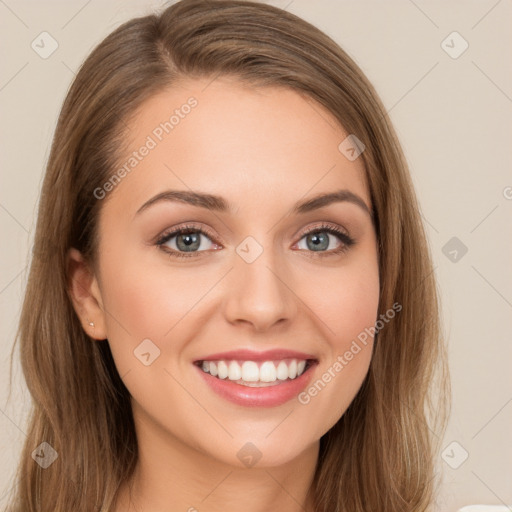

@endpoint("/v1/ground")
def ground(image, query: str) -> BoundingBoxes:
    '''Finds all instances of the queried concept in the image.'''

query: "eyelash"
[155,222,356,259]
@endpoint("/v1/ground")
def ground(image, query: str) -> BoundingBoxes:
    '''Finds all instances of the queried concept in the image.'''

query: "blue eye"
[156,224,219,258]
[156,222,355,259]
[296,224,355,256]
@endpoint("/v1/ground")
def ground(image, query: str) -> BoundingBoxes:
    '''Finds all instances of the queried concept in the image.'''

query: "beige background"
[1,1,511,510]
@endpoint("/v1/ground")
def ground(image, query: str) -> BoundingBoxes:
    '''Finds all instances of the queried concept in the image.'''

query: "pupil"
[308,232,328,251]
[177,232,200,251]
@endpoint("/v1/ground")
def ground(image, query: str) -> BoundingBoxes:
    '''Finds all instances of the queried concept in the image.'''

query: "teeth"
[228,361,242,380]
[241,361,259,382]
[198,358,310,384]
[217,361,228,379]
[288,359,297,379]
[276,361,289,381]
[259,361,276,382]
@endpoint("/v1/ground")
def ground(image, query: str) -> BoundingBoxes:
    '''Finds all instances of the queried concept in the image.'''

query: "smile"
[193,356,318,407]
[196,358,312,387]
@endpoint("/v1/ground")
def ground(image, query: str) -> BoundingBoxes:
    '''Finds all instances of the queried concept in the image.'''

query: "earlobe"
[67,248,108,340]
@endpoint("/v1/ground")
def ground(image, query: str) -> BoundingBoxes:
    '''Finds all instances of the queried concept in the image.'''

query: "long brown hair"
[6,1,450,510]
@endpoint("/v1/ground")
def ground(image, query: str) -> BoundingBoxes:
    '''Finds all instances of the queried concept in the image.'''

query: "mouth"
[193,358,317,387]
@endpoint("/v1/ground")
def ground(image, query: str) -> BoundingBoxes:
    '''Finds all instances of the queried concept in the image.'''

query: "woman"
[6,0,449,510]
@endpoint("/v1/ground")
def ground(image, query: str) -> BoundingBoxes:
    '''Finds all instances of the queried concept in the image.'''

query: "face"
[77,77,380,469]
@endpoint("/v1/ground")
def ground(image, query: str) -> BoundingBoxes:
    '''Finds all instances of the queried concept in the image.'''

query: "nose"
[222,246,298,332]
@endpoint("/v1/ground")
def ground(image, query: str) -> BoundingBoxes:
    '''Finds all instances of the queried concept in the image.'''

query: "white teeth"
[198,358,311,384]
[228,361,242,380]
[217,361,228,379]
[276,361,289,380]
[288,359,297,379]
[259,361,277,382]
[241,361,259,382]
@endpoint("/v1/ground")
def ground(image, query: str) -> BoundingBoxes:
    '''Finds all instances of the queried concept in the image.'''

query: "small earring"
[87,319,95,327]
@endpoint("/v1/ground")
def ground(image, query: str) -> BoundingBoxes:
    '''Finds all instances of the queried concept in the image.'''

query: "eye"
[295,223,355,257]
[156,223,221,258]
[155,222,355,259]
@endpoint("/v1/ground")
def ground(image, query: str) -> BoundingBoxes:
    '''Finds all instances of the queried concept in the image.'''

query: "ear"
[67,248,108,340]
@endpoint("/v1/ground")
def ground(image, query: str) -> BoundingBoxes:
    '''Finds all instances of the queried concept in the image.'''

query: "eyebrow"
[135,188,373,219]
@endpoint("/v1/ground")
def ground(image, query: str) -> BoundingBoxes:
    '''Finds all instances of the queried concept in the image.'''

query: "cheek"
[96,243,217,377]
[331,275,380,342]
[312,266,379,373]
[295,254,379,434]
[99,246,215,337]
[307,257,380,346]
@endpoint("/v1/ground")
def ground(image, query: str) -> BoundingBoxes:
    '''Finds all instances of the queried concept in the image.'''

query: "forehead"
[106,77,370,215]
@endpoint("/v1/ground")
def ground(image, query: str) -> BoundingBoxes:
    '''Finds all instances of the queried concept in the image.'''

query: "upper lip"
[194,349,318,363]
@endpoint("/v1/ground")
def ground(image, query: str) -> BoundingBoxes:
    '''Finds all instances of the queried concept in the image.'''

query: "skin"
[68,77,380,512]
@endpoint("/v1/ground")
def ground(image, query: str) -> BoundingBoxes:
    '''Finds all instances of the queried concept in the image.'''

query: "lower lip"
[194,362,317,408]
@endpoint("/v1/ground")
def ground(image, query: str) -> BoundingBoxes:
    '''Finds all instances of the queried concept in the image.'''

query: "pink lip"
[193,360,318,408]
[194,348,317,363]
